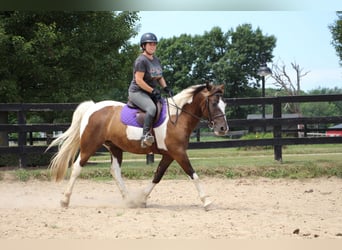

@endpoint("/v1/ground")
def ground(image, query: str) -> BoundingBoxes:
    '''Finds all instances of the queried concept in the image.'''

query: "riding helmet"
[140,32,158,48]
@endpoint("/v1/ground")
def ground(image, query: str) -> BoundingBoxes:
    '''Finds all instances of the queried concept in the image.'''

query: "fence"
[190,94,342,162]
[1,94,342,167]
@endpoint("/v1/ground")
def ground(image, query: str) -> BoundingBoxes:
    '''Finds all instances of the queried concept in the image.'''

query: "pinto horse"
[47,83,229,210]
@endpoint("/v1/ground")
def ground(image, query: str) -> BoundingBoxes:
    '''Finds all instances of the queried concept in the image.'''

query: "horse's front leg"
[174,152,213,211]
[192,173,213,210]
[138,154,174,205]
[117,154,173,208]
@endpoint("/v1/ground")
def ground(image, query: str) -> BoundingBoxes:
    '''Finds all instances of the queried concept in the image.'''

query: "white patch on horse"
[154,116,168,151]
[125,117,168,151]
[126,126,143,140]
[218,99,227,119]
[80,100,124,136]
[167,84,201,116]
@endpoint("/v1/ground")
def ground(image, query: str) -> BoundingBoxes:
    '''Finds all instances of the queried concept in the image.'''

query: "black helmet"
[140,32,158,47]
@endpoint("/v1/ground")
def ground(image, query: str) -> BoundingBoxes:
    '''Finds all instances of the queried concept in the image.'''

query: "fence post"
[196,128,201,142]
[146,153,154,164]
[17,109,27,168]
[0,111,8,146]
[273,99,282,162]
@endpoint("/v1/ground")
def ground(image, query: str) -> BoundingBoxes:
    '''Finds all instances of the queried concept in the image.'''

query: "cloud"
[301,68,342,90]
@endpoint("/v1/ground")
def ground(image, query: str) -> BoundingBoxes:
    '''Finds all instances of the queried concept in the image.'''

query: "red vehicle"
[326,124,342,137]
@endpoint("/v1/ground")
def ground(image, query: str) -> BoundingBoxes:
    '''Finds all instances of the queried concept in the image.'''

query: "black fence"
[1,94,342,167]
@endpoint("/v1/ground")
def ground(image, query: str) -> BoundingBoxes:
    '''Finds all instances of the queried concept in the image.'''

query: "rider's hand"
[163,86,174,96]
[151,88,161,101]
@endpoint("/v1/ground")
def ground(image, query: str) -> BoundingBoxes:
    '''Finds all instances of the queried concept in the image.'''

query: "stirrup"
[141,133,154,148]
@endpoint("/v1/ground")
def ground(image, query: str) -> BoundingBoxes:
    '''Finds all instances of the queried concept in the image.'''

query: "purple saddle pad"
[120,99,167,128]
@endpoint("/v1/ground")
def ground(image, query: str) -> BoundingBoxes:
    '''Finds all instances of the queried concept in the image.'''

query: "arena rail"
[1,94,342,167]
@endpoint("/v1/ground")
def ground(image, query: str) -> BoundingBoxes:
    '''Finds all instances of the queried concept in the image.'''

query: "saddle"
[120,98,167,128]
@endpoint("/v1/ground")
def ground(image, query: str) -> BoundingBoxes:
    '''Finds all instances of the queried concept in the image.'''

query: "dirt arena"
[0,177,341,239]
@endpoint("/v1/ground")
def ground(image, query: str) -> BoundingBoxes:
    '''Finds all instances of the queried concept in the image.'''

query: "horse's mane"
[167,84,207,116]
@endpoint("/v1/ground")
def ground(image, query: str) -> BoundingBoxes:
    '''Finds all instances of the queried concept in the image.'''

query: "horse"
[47,83,229,210]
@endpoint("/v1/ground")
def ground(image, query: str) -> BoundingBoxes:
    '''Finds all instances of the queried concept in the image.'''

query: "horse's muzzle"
[214,125,229,136]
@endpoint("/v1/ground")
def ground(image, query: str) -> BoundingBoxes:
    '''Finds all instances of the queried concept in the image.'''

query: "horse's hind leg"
[60,156,82,208]
[108,146,146,208]
[142,154,174,198]
[60,142,97,207]
[109,152,129,199]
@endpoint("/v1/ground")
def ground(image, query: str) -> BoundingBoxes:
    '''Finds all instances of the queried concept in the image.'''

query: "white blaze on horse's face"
[213,98,229,136]
[218,99,226,117]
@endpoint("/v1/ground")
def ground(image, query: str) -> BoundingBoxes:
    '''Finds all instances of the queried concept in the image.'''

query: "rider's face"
[144,42,157,55]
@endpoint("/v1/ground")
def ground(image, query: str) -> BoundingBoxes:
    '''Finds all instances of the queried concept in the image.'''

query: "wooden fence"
[1,94,342,167]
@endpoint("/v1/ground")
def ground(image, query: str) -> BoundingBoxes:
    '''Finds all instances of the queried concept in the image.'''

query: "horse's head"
[169,83,229,136]
[199,83,229,136]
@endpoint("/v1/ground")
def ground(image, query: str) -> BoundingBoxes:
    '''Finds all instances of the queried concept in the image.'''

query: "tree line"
[0,11,140,104]
[0,11,341,122]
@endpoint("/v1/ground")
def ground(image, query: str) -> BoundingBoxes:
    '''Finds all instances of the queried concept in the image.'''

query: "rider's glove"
[151,88,161,101]
[163,86,174,97]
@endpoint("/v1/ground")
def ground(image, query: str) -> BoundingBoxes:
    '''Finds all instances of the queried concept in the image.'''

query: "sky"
[130,11,341,92]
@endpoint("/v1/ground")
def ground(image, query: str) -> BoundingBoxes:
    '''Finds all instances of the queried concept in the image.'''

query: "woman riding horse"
[128,32,173,148]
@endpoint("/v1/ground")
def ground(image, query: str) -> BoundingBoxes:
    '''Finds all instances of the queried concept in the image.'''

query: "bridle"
[166,92,226,129]
[205,94,226,129]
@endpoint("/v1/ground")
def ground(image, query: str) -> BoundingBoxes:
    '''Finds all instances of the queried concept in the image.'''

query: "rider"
[128,32,173,148]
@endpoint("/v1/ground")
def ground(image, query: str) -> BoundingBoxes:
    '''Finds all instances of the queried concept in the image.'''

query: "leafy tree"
[156,33,196,92]
[0,11,140,105]
[191,27,228,84]
[157,25,276,118]
[216,24,276,97]
[301,87,342,117]
[330,11,342,65]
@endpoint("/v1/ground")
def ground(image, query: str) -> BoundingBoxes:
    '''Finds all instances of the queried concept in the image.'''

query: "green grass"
[1,144,341,181]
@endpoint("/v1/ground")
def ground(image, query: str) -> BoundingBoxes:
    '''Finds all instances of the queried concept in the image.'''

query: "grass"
[1,144,341,181]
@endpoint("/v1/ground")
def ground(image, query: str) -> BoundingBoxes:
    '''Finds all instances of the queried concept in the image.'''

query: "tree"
[157,25,276,118]
[0,11,140,105]
[301,87,342,117]
[156,33,197,92]
[214,24,276,98]
[329,11,342,65]
[271,60,309,113]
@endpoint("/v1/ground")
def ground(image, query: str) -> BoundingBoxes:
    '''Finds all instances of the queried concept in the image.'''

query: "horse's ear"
[206,82,212,91]
[218,84,225,93]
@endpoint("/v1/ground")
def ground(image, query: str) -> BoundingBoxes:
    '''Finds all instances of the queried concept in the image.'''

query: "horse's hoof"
[60,200,69,208]
[125,200,146,208]
[203,200,214,211]
[124,197,147,208]
[123,190,148,208]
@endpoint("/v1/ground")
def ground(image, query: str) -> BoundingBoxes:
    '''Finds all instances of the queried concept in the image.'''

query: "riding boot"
[141,114,154,148]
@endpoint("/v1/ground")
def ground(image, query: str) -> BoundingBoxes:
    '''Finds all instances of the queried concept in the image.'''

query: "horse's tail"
[47,101,95,182]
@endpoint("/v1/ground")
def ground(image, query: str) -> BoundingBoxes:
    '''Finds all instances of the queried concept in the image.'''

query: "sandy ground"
[0,177,341,239]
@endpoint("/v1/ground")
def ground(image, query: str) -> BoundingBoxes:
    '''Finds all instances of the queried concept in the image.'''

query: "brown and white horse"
[48,83,229,210]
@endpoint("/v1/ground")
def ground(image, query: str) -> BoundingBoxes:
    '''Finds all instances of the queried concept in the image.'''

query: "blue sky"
[131,11,341,92]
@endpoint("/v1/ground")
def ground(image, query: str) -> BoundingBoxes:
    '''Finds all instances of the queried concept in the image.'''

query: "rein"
[166,93,225,129]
